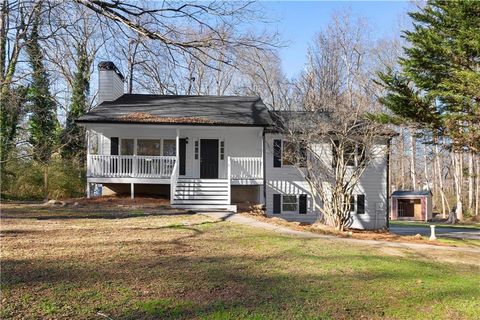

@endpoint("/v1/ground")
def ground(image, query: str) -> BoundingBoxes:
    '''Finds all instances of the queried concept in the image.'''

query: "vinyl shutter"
[357,195,365,214]
[110,137,119,155]
[299,194,307,214]
[273,139,282,168]
[273,194,281,214]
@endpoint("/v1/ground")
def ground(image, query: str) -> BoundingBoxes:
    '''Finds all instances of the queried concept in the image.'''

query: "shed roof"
[76,94,272,126]
[392,190,432,197]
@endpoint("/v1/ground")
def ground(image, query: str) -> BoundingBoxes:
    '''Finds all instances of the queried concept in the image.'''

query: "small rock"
[414,234,423,240]
[73,202,79,206]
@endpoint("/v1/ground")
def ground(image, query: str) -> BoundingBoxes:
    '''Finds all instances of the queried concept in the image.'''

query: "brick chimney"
[97,61,125,104]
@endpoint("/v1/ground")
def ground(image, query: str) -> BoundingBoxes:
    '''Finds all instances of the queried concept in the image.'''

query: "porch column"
[86,182,91,199]
[131,183,134,199]
[175,129,180,159]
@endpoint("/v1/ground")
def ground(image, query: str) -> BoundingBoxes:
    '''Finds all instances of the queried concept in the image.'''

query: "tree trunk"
[475,157,479,216]
[409,129,417,190]
[400,130,405,189]
[434,144,449,217]
[44,165,49,202]
[468,151,474,212]
[452,151,464,221]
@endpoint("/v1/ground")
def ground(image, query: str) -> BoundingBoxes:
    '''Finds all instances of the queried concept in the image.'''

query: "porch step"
[171,178,233,211]
[172,199,229,205]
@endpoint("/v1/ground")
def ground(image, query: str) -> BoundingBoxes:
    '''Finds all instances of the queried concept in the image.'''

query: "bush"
[1,157,85,200]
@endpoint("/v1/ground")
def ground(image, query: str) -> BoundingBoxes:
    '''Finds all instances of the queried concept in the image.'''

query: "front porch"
[85,125,265,209]
[87,155,263,183]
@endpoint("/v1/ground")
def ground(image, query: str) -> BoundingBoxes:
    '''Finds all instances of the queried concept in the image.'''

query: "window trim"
[282,194,298,213]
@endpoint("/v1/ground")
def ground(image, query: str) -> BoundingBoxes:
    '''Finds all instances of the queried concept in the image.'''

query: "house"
[77,61,391,229]
[390,190,433,221]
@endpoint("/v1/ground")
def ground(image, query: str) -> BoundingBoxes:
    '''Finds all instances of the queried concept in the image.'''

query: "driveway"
[390,223,480,240]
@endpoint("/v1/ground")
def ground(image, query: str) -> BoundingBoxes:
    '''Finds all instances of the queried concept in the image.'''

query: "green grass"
[1,205,480,319]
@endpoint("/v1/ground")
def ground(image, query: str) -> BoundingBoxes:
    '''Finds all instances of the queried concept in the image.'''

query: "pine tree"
[377,0,480,152]
[376,0,480,220]
[26,6,59,200]
[61,42,90,161]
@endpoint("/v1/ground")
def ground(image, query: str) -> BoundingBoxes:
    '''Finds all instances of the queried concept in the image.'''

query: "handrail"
[170,157,179,203]
[227,156,232,205]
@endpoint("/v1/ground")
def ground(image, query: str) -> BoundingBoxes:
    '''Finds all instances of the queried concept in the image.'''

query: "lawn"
[1,203,480,319]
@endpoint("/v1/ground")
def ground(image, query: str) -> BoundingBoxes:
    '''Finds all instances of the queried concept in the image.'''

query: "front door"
[200,139,219,179]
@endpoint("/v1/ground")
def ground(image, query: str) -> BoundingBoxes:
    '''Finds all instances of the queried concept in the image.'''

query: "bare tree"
[277,13,390,231]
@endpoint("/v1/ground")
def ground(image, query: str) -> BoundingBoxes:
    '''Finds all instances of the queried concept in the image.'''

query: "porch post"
[86,182,91,199]
[131,183,134,199]
[175,129,180,159]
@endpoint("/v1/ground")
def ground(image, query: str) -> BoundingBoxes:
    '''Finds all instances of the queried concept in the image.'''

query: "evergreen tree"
[376,0,480,152]
[26,6,59,199]
[376,0,480,220]
[61,42,90,161]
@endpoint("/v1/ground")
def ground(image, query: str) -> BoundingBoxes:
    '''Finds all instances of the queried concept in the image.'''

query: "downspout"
[262,127,267,209]
[386,138,391,230]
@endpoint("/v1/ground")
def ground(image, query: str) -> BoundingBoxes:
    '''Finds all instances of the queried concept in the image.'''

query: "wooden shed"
[391,190,433,221]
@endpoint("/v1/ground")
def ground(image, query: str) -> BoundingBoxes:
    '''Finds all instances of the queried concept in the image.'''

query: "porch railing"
[87,155,176,178]
[230,157,263,179]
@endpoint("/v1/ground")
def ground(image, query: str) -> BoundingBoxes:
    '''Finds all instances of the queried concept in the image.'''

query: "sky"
[258,1,413,78]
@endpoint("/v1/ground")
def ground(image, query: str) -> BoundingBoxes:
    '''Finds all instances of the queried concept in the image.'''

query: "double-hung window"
[282,195,298,212]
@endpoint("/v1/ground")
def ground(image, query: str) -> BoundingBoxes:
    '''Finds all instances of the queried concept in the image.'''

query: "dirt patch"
[239,212,459,247]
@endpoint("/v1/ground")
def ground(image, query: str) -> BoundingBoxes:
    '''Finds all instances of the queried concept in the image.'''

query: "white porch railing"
[87,155,176,178]
[230,157,263,179]
[170,157,179,203]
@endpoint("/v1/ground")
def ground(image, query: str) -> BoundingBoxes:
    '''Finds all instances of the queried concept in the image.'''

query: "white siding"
[265,134,321,223]
[85,124,263,179]
[264,133,388,229]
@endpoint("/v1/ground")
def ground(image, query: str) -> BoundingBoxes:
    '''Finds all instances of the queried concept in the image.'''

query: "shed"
[391,190,433,221]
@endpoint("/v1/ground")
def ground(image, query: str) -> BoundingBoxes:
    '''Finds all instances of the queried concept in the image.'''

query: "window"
[194,140,199,159]
[220,140,225,160]
[282,141,295,165]
[332,140,363,167]
[162,139,176,156]
[349,196,355,212]
[344,143,356,166]
[137,139,160,156]
[282,195,297,212]
[357,195,365,214]
[120,139,134,155]
[88,132,99,155]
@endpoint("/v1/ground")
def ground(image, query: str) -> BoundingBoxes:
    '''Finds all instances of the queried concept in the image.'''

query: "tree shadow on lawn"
[1,207,191,220]
[2,233,479,319]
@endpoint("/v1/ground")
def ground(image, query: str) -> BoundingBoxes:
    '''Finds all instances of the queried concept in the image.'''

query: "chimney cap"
[98,61,125,81]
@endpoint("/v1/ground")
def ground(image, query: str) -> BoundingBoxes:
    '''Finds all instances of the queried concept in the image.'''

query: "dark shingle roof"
[392,190,432,197]
[76,94,272,126]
